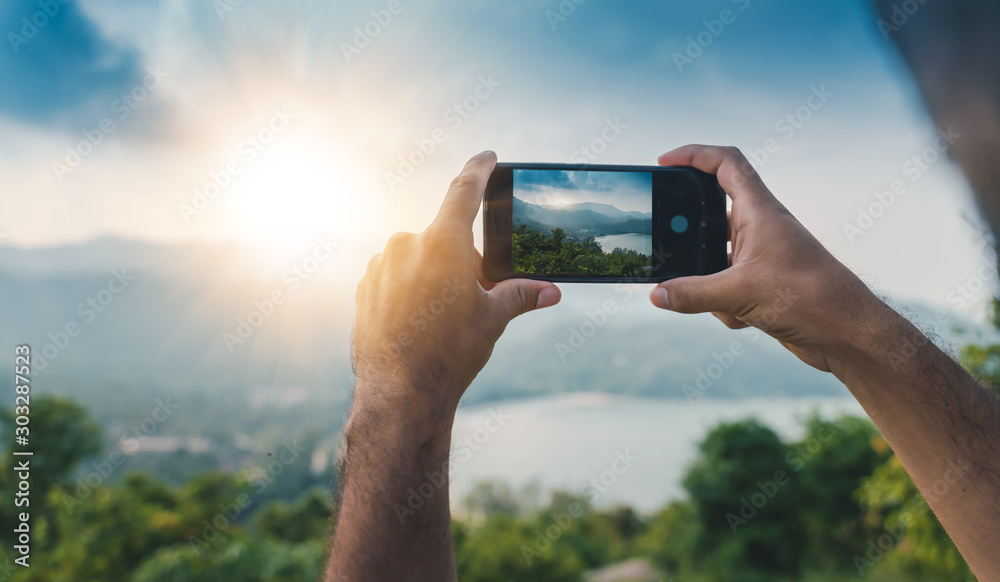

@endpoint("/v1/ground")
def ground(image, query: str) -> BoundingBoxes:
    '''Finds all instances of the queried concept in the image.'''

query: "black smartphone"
[483,163,728,283]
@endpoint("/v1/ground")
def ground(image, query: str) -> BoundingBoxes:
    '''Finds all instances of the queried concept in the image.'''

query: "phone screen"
[512,169,654,277]
[484,163,727,283]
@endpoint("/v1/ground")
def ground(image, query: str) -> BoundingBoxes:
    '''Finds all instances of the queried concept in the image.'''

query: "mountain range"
[513,197,653,237]
[0,237,994,419]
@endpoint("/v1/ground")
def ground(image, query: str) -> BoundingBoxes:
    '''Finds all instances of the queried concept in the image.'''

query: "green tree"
[453,513,585,582]
[793,414,887,571]
[512,224,650,276]
[635,500,700,577]
[252,487,332,543]
[856,448,974,581]
[682,419,803,581]
[0,396,102,575]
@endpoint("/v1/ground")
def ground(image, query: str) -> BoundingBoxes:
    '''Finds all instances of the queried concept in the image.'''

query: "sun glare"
[226,137,367,258]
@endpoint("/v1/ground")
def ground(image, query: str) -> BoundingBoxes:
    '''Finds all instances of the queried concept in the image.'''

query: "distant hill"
[0,238,993,414]
[513,197,652,237]
[553,202,651,221]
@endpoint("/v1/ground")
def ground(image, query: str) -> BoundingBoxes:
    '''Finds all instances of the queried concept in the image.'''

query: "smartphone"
[483,163,728,283]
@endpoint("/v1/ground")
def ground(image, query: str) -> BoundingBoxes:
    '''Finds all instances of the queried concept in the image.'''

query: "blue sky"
[515,169,652,213]
[0,0,993,316]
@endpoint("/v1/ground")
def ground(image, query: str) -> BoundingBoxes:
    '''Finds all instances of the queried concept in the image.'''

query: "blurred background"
[0,0,995,580]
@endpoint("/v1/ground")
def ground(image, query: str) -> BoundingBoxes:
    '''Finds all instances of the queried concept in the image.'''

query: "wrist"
[824,296,916,387]
[348,377,458,449]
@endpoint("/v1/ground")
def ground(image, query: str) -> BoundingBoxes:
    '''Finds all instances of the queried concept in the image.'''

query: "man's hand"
[328,151,560,582]
[353,150,560,421]
[651,144,890,377]
[651,144,1000,580]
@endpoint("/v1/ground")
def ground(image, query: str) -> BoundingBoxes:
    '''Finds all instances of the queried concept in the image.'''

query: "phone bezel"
[483,163,728,283]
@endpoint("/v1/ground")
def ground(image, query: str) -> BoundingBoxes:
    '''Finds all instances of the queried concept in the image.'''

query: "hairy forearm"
[326,382,458,582]
[830,303,1000,579]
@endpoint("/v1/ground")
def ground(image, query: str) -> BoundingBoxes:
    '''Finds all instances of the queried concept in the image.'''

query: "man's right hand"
[651,144,894,378]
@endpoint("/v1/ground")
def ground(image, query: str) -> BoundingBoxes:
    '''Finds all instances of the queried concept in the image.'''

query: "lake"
[450,393,864,512]
[595,234,651,255]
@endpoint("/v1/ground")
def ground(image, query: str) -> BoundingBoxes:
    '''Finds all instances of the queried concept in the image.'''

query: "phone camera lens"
[672,189,684,200]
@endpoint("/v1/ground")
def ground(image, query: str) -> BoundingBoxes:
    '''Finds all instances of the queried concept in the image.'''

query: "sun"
[225,136,368,257]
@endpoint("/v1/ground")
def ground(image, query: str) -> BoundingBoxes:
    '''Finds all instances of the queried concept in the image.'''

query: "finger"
[713,312,748,330]
[657,145,768,202]
[727,210,734,242]
[355,277,367,304]
[650,270,743,315]
[490,279,561,321]
[357,253,381,303]
[430,151,498,233]
[363,252,382,279]
[473,248,497,291]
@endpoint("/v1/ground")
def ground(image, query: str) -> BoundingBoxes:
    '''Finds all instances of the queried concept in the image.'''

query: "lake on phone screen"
[595,234,652,255]
[450,394,864,513]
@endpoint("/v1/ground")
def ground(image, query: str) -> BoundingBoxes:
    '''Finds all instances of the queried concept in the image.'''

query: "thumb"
[650,271,740,315]
[491,279,561,320]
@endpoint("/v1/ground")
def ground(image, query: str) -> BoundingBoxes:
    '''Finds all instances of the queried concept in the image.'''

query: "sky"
[514,169,652,213]
[0,0,994,317]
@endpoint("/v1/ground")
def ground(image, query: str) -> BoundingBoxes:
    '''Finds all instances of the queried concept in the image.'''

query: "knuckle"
[449,172,479,192]
[723,145,745,161]
[384,232,415,254]
[418,227,452,250]
[365,252,382,273]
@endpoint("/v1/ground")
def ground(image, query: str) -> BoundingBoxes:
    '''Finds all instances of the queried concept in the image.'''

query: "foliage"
[512,224,651,276]
[856,440,976,581]
[634,500,700,576]
[681,419,804,580]
[252,487,332,543]
[793,414,887,571]
[0,395,978,582]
